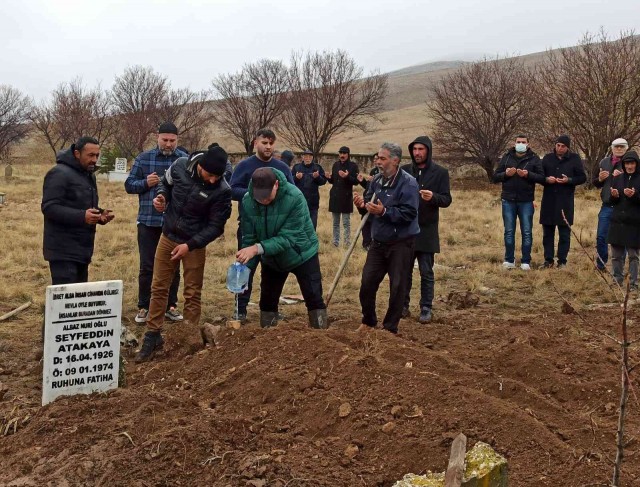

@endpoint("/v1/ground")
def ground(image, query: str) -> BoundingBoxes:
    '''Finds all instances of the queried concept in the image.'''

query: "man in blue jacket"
[292,149,326,229]
[229,128,294,323]
[125,122,187,324]
[353,142,420,334]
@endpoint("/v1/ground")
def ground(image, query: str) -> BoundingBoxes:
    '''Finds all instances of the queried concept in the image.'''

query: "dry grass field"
[0,159,620,322]
[1,158,640,486]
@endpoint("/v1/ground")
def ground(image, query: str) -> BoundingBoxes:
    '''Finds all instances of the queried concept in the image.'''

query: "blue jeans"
[502,200,534,264]
[332,212,351,246]
[596,205,614,269]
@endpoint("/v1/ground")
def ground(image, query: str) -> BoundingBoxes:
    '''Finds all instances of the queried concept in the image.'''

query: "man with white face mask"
[493,135,544,270]
[593,138,629,270]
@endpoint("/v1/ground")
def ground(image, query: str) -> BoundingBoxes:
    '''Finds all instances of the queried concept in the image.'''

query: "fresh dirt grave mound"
[0,311,638,486]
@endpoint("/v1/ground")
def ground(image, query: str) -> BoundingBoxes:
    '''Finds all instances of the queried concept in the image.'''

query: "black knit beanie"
[198,146,228,176]
[556,135,571,148]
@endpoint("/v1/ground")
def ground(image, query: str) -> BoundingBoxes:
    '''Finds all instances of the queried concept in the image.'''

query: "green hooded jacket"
[241,168,319,272]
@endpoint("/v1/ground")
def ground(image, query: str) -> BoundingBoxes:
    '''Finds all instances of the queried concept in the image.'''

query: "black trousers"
[309,208,318,230]
[362,215,373,248]
[260,254,325,312]
[137,224,179,310]
[359,238,415,333]
[542,224,571,264]
[49,260,89,285]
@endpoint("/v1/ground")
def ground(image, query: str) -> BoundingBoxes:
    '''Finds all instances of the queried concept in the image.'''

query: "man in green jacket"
[236,167,328,329]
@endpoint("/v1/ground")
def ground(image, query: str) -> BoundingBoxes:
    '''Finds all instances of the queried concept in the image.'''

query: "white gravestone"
[42,280,123,406]
[114,158,127,173]
[108,158,129,182]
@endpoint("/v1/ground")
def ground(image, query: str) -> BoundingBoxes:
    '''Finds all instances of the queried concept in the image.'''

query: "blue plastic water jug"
[226,262,250,293]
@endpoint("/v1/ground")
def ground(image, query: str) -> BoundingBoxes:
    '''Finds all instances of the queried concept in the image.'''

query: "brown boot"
[356,324,374,332]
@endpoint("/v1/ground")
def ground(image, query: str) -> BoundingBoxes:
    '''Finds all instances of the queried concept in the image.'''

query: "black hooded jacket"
[608,153,640,248]
[41,147,99,264]
[400,136,452,253]
[492,148,544,202]
[157,154,232,250]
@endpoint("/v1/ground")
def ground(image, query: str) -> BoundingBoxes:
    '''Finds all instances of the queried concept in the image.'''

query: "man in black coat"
[42,137,115,285]
[292,149,327,229]
[493,135,544,270]
[327,146,359,246]
[135,147,232,363]
[401,136,452,323]
[540,135,587,268]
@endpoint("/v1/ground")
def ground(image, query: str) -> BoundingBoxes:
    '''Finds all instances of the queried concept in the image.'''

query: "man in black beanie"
[539,135,586,268]
[135,146,232,362]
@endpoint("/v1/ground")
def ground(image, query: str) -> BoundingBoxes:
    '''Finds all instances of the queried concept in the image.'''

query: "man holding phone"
[42,137,115,285]
[540,135,587,268]
[125,122,187,324]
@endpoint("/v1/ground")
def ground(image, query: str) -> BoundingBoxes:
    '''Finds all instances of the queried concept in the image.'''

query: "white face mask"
[515,143,527,154]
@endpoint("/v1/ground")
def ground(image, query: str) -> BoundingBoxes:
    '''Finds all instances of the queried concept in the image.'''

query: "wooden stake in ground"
[613,280,632,487]
[444,433,467,487]
[0,302,31,322]
[325,194,377,307]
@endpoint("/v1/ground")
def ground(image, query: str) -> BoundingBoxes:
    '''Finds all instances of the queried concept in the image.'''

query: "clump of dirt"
[0,309,638,486]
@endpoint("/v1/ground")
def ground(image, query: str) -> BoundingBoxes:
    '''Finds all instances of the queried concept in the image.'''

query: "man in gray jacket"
[593,138,628,270]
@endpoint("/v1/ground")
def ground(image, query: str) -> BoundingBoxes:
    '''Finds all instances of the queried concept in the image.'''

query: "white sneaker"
[520,263,531,271]
[502,261,516,269]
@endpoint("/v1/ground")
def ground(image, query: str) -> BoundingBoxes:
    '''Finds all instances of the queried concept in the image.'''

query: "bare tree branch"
[112,66,169,159]
[30,78,113,157]
[280,50,388,156]
[0,85,32,160]
[429,56,536,181]
[533,30,640,183]
[211,59,288,154]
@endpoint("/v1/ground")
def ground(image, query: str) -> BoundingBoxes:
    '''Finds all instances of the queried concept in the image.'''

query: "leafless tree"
[211,59,288,154]
[30,78,113,157]
[429,56,536,181]
[280,50,388,156]
[160,88,214,152]
[0,85,32,160]
[111,65,169,159]
[533,30,640,183]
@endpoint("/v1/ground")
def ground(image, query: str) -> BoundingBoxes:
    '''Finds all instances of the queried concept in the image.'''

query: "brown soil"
[1,303,639,486]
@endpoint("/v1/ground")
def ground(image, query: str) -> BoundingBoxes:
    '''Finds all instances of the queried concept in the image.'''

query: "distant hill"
[386,60,468,78]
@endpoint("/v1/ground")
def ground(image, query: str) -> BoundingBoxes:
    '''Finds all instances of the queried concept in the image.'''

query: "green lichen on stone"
[393,472,445,487]
[464,441,505,478]
[392,441,508,487]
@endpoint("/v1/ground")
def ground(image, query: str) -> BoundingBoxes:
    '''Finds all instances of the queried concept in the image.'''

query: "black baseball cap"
[251,167,277,201]
[338,146,350,154]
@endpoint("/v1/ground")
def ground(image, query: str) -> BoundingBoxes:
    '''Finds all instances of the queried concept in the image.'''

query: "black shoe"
[543,261,554,269]
[401,306,410,318]
[557,262,567,269]
[135,331,164,363]
[419,307,432,324]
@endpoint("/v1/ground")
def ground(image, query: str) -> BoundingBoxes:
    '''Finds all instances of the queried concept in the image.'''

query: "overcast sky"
[3,0,639,100]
